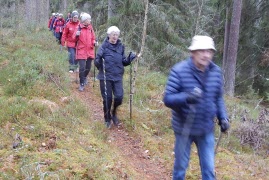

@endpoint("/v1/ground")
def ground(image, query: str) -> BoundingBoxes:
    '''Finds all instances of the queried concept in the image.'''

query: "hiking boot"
[84,78,88,85]
[79,84,84,92]
[105,121,111,129]
[112,115,120,126]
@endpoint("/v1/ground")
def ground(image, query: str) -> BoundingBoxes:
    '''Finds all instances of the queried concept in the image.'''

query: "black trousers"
[99,80,123,121]
[77,58,93,85]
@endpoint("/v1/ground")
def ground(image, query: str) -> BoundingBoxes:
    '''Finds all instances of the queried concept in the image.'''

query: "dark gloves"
[186,87,202,104]
[128,52,137,62]
[219,119,230,133]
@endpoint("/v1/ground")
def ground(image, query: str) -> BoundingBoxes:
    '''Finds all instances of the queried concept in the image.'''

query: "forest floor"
[69,73,171,180]
[68,72,269,180]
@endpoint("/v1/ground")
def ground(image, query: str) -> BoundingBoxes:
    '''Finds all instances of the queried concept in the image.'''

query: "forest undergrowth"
[0,28,269,179]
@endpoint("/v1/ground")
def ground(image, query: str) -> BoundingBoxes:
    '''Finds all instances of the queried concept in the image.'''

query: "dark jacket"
[163,57,228,136]
[95,37,136,81]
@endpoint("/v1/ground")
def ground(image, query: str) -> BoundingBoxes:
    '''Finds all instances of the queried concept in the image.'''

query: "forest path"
[69,73,171,180]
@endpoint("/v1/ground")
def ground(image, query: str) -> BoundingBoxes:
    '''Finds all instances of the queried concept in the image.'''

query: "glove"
[186,87,202,104]
[128,52,137,62]
[219,119,230,133]
[76,31,81,36]
[94,41,98,47]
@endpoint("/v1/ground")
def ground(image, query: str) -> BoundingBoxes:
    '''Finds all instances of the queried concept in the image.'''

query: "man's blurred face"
[191,49,214,71]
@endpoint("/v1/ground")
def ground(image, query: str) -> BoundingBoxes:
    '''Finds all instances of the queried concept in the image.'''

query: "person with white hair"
[75,13,97,91]
[48,13,55,31]
[163,35,230,180]
[94,26,140,128]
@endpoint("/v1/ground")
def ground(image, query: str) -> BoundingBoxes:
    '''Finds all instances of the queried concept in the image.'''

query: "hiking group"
[48,10,230,180]
[48,11,140,129]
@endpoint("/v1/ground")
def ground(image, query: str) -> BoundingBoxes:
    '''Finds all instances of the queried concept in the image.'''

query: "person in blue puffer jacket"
[95,26,140,128]
[163,35,230,180]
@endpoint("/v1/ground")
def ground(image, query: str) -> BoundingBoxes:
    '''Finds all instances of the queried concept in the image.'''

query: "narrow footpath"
[69,74,171,180]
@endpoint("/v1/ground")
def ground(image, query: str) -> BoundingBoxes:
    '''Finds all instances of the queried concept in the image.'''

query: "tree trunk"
[36,0,41,25]
[222,5,230,67]
[108,0,115,20]
[223,0,243,96]
[25,0,32,25]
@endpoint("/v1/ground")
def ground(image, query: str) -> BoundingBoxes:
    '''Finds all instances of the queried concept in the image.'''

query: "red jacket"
[75,24,96,60]
[53,18,65,33]
[61,20,80,47]
[48,17,53,28]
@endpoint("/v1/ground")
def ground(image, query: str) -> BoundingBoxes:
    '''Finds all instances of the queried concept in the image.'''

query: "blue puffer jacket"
[94,37,136,81]
[163,57,228,136]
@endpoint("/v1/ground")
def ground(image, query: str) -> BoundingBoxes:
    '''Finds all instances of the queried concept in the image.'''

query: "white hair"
[107,26,120,35]
[81,13,91,22]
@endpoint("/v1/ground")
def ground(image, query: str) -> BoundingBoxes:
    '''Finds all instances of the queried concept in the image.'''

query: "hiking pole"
[180,87,202,152]
[129,63,133,119]
[93,62,96,87]
[93,39,98,88]
[75,64,79,84]
[102,57,110,128]
[215,127,223,155]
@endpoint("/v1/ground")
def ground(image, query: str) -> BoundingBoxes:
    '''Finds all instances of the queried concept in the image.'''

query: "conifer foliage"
[1,0,269,97]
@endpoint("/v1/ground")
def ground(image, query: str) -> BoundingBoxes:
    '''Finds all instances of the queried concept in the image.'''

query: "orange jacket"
[75,24,96,60]
[61,20,80,47]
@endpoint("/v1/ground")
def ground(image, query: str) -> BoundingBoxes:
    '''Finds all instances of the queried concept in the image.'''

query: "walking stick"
[215,128,223,155]
[93,39,98,88]
[102,57,110,128]
[129,63,133,119]
[75,65,79,84]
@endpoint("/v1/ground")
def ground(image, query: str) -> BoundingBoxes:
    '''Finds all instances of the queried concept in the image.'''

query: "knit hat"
[71,11,79,18]
[188,35,216,51]
[107,26,120,35]
[81,13,91,22]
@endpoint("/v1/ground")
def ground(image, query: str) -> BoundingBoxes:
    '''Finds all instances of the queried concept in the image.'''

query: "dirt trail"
[70,74,171,180]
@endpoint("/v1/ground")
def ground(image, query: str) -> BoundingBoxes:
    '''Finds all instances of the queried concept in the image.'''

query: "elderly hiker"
[75,13,97,92]
[94,26,140,128]
[50,13,58,34]
[163,35,230,180]
[61,11,80,73]
[48,13,55,31]
[53,13,65,44]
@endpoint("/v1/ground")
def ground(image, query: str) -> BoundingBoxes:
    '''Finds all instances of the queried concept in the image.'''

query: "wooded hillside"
[1,0,269,98]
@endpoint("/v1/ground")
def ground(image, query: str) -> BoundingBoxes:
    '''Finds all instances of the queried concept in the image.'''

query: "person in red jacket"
[75,13,97,92]
[48,13,55,30]
[61,11,80,72]
[53,13,65,44]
